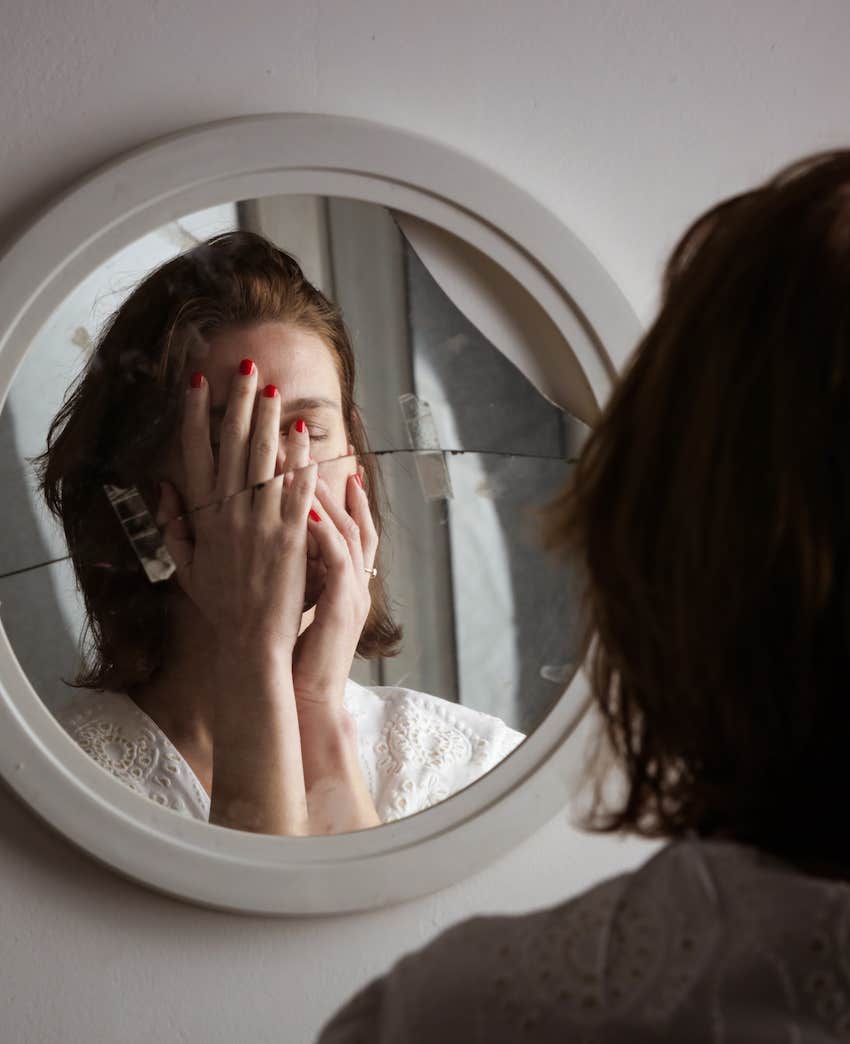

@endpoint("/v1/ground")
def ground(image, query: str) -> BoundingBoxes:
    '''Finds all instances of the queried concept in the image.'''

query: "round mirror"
[0,115,638,912]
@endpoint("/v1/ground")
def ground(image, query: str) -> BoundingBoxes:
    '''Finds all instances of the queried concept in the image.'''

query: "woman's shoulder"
[55,689,209,820]
[320,838,850,1042]
[55,684,149,743]
[345,678,524,749]
[319,868,635,1043]
[343,679,525,822]
[56,688,143,726]
[344,679,524,765]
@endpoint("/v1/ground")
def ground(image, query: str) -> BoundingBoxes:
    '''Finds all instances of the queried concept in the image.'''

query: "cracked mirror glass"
[0,196,589,835]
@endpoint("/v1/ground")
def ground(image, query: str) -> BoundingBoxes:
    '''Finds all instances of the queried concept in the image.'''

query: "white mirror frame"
[0,114,639,914]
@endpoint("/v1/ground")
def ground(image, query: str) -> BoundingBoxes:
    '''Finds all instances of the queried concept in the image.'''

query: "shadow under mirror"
[0,194,588,836]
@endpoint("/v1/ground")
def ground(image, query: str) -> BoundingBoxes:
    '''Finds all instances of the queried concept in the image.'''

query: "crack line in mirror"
[0,450,578,584]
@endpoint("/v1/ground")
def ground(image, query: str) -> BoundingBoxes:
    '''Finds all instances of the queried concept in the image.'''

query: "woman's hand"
[292,471,378,709]
[157,360,316,835]
[158,363,316,657]
[292,464,382,832]
[156,360,379,834]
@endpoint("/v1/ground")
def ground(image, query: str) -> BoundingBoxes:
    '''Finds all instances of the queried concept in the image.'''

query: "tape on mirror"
[103,483,176,582]
[399,393,453,500]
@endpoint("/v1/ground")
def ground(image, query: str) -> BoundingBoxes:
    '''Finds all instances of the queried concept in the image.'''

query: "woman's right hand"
[156,359,316,835]
[158,360,317,658]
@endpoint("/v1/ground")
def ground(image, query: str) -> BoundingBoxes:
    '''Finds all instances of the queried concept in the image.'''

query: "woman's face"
[200,321,352,485]
[160,321,356,603]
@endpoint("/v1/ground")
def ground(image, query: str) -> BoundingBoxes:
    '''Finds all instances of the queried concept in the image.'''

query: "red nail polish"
[190,371,204,389]
[239,359,255,376]
[295,419,306,434]
[309,509,322,522]
[263,384,278,398]
[354,473,363,488]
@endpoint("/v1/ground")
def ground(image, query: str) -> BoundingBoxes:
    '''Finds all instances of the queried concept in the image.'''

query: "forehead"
[199,322,342,403]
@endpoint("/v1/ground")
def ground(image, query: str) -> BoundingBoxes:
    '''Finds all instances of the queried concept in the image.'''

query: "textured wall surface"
[1,2,849,1041]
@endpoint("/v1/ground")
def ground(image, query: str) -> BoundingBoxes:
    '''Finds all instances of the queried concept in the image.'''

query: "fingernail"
[309,509,322,522]
[263,384,278,398]
[295,419,306,434]
[189,372,204,389]
[239,359,256,376]
[354,473,363,488]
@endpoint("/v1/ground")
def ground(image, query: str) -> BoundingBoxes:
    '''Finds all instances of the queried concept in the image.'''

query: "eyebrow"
[209,396,341,419]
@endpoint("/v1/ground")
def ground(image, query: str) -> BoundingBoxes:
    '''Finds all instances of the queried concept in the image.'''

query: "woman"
[318,150,850,1040]
[39,231,523,835]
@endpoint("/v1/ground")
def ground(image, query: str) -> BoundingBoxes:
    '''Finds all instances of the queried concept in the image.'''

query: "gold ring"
[364,566,378,578]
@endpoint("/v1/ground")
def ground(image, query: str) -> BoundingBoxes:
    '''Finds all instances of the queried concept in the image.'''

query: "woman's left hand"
[293,467,382,832]
[292,470,378,711]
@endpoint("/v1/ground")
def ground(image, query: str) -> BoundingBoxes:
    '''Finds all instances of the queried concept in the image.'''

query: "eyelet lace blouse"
[317,838,850,1042]
[55,679,525,823]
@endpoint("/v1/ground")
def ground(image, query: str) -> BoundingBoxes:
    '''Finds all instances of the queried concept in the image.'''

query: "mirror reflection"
[0,197,587,834]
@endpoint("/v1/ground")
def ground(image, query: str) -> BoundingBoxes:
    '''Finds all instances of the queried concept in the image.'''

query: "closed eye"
[211,428,328,447]
[282,427,327,440]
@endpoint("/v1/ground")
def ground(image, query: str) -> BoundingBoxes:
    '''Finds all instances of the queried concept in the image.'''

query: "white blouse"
[55,679,525,824]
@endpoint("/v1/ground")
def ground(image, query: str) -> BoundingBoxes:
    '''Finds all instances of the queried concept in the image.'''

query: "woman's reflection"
[36,231,523,834]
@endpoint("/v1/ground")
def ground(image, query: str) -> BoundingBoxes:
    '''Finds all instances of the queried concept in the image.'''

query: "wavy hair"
[546,151,850,866]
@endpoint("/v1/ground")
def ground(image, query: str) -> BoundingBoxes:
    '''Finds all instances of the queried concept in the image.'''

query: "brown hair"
[547,150,850,866]
[36,230,401,692]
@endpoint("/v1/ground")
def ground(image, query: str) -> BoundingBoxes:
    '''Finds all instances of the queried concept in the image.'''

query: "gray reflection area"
[403,240,567,460]
[1,450,582,735]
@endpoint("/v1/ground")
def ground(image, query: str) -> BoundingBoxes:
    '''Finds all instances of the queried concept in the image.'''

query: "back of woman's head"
[549,151,850,865]
[37,230,400,693]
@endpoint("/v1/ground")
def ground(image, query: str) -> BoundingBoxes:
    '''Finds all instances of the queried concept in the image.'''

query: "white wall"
[1,2,848,1041]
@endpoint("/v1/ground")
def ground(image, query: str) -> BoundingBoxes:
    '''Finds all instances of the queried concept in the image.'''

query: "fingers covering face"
[310,475,378,578]
[247,384,281,488]
[182,373,215,510]
[346,473,379,571]
[283,416,311,475]
[156,479,194,589]
[181,364,337,534]
[283,461,319,528]
[216,360,257,499]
